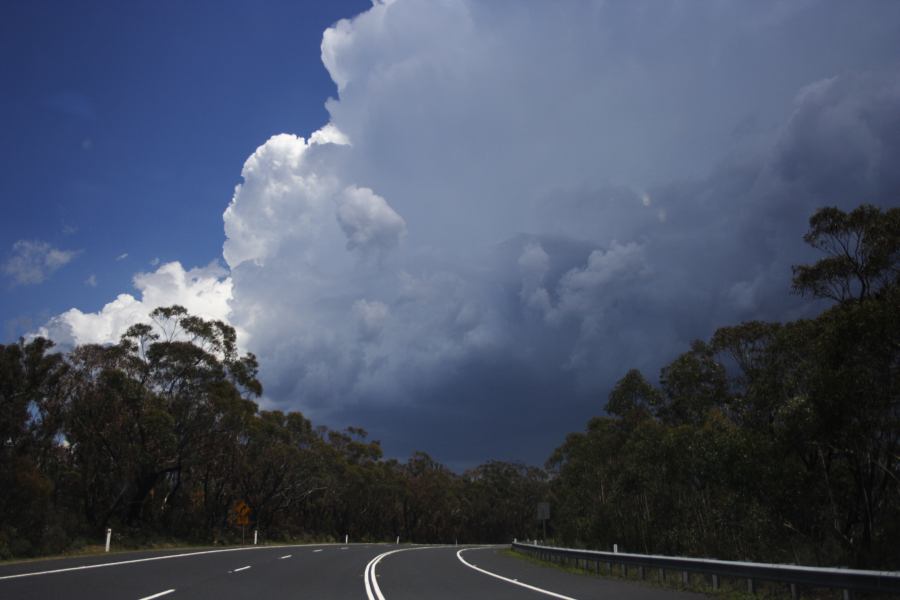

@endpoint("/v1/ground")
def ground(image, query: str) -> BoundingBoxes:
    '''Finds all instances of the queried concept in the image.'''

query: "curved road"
[0,543,701,599]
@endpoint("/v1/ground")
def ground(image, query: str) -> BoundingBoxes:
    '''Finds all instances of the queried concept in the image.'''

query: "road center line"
[457,548,578,600]
[233,566,251,572]
[364,546,450,600]
[313,549,323,553]
[137,590,175,600]
[279,555,292,559]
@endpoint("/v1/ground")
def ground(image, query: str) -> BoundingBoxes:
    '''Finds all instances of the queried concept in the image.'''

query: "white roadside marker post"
[253,530,258,545]
[105,528,112,553]
[396,536,399,544]
[345,534,348,544]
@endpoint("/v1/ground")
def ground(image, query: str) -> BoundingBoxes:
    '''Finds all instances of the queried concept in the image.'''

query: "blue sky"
[1,0,367,338]
[2,1,899,467]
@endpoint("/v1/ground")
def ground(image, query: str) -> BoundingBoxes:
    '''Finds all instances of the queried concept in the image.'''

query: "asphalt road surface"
[0,543,703,599]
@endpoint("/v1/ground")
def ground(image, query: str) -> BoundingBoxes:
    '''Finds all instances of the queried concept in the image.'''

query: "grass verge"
[505,548,873,600]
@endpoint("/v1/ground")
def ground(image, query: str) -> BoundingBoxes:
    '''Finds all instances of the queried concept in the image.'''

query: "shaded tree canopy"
[550,203,900,569]
[0,309,547,558]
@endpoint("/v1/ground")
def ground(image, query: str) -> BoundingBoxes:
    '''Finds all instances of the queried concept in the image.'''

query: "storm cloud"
[42,0,900,466]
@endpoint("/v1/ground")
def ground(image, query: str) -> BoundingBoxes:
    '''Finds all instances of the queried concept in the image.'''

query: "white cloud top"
[36,262,231,347]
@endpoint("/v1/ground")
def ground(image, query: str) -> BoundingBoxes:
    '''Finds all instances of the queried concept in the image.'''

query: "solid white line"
[313,549,323,553]
[138,590,175,600]
[233,565,251,572]
[457,548,578,600]
[0,543,342,581]
[279,555,292,559]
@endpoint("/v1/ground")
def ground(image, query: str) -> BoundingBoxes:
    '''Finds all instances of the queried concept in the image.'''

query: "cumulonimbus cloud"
[36,0,900,464]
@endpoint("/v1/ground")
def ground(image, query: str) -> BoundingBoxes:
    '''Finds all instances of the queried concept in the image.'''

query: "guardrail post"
[712,574,719,591]
[682,571,689,587]
[790,583,797,600]
[659,567,665,583]
[748,578,756,594]
[639,565,645,580]
[843,590,851,600]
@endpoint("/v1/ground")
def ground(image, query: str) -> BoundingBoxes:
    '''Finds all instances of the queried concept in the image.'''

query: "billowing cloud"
[37,0,900,465]
[336,186,406,256]
[3,240,79,286]
[223,133,340,270]
[36,262,231,347]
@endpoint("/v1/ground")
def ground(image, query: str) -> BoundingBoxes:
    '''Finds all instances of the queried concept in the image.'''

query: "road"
[0,543,702,599]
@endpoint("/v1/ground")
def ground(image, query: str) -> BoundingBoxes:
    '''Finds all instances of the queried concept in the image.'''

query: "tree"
[462,461,546,543]
[658,340,730,426]
[0,338,68,557]
[60,306,264,532]
[792,204,900,303]
[605,369,660,423]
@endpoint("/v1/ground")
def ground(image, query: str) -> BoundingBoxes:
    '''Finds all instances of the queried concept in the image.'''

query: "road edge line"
[0,543,350,581]
[456,547,579,600]
[137,589,175,600]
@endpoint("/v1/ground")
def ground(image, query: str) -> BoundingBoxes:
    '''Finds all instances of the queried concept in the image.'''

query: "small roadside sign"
[231,500,252,527]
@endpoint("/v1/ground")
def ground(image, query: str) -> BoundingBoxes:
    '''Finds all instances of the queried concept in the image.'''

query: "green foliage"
[548,204,900,568]
[792,204,900,302]
[605,369,660,423]
[0,309,546,556]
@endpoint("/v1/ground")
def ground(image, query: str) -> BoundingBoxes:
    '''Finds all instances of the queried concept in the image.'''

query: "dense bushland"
[548,204,900,569]
[0,307,546,558]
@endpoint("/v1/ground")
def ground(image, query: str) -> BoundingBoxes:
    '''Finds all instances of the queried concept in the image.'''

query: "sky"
[2,0,899,469]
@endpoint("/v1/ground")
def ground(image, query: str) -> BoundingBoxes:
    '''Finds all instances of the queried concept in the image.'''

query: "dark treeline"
[0,306,546,558]
[548,204,900,569]
[1,204,897,570]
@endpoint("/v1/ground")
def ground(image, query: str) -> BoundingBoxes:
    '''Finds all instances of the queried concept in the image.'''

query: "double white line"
[364,546,440,600]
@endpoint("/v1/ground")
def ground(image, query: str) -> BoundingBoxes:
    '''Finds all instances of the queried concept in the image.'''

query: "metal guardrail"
[511,542,900,599]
